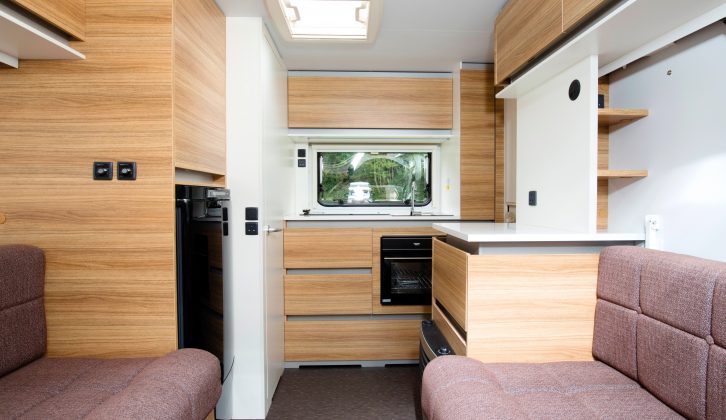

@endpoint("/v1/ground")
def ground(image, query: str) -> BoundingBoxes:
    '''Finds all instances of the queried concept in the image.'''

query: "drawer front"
[432,238,468,330]
[285,319,420,361]
[432,303,467,357]
[284,228,373,268]
[285,275,372,315]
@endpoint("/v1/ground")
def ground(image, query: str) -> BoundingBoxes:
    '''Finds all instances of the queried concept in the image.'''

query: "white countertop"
[285,214,459,221]
[433,222,645,243]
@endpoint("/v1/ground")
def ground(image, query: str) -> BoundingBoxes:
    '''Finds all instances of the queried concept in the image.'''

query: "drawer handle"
[383,257,431,261]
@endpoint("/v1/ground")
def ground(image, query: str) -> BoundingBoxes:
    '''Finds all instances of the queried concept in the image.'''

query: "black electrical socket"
[93,162,113,180]
[529,191,537,206]
[297,159,306,168]
[245,222,258,235]
[117,162,136,180]
[297,149,306,158]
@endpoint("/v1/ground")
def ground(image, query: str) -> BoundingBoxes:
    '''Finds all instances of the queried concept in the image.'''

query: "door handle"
[264,225,282,234]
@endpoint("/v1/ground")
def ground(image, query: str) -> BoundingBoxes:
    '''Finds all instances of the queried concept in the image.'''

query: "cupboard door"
[288,76,453,129]
[494,0,562,85]
[284,319,420,361]
[284,274,372,315]
[173,0,226,177]
[284,228,373,268]
[563,0,611,32]
[432,238,468,331]
[10,0,85,40]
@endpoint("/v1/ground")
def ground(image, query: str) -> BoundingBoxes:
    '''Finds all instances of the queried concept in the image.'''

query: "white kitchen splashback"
[515,55,598,233]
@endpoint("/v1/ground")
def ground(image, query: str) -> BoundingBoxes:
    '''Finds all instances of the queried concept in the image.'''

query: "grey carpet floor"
[266,366,423,420]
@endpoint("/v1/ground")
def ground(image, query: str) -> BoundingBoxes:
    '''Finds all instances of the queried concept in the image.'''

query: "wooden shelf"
[598,108,648,126]
[598,169,648,179]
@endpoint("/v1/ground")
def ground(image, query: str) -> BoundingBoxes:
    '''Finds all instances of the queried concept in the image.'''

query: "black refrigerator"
[175,185,230,380]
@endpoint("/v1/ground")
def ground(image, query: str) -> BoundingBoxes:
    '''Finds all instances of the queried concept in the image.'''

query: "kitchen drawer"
[432,238,468,331]
[284,319,420,361]
[284,274,372,315]
[284,228,373,269]
[432,302,467,356]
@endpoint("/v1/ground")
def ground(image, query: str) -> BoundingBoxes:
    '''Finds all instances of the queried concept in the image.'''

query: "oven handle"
[383,257,431,260]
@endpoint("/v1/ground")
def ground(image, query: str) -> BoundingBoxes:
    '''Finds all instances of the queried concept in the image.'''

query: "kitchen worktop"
[433,222,645,243]
[285,213,459,221]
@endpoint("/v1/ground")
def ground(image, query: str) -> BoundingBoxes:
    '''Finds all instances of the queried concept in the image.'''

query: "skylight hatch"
[267,0,382,42]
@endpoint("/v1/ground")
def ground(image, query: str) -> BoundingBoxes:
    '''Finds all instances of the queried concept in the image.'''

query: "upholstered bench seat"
[0,245,221,419]
[422,246,726,420]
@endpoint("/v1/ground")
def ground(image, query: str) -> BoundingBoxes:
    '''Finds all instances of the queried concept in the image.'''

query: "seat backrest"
[593,246,726,420]
[0,245,47,376]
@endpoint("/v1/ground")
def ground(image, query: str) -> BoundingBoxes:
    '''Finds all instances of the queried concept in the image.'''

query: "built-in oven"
[380,236,435,305]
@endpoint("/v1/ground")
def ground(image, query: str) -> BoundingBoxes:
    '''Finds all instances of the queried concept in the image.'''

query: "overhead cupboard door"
[287,75,453,129]
[10,0,86,40]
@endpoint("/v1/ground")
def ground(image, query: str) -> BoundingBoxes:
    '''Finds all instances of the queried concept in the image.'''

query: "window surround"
[310,144,441,215]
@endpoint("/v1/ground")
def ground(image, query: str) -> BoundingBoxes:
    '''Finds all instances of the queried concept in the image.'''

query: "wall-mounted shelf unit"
[598,169,648,179]
[0,2,84,68]
[598,108,648,126]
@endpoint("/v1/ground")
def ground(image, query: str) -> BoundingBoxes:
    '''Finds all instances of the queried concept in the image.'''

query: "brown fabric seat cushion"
[422,356,683,420]
[0,349,220,420]
[0,245,46,377]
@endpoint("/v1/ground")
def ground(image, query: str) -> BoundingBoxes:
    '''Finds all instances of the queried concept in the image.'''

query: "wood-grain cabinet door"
[10,0,86,40]
[432,238,468,331]
[563,0,611,32]
[494,0,562,85]
[284,274,372,315]
[284,228,373,268]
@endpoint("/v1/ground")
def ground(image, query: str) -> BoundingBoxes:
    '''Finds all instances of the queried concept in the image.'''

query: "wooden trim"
[466,253,599,363]
[172,0,226,177]
[371,227,439,315]
[597,77,609,230]
[432,238,468,331]
[288,76,453,129]
[10,0,86,40]
[284,228,373,269]
[460,69,495,221]
[204,410,215,420]
[494,91,506,223]
[284,319,420,361]
[285,274,372,315]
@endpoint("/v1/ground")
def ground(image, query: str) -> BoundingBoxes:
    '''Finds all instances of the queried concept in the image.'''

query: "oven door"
[380,253,432,305]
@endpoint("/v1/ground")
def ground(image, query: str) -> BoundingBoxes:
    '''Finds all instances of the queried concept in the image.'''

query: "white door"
[261,32,290,408]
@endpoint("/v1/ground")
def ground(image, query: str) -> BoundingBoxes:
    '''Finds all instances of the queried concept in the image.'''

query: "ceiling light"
[266,0,382,43]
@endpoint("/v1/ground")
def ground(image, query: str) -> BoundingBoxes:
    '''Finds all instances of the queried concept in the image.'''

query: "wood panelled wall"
[288,76,453,129]
[173,0,226,176]
[597,76,610,230]
[0,0,180,358]
[460,69,496,220]
[10,0,86,40]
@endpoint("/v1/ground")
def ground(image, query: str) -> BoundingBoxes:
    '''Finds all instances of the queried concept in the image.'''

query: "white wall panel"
[608,22,726,261]
[516,56,598,232]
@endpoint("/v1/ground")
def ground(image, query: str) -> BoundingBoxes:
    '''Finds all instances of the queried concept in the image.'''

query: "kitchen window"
[317,150,432,207]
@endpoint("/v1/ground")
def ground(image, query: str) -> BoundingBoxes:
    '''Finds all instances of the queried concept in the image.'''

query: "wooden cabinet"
[173,0,226,177]
[10,0,86,40]
[285,319,421,361]
[284,274,372,315]
[284,228,373,268]
[494,0,562,85]
[288,75,453,129]
[460,68,496,220]
[432,238,599,363]
[563,0,611,32]
[495,0,615,84]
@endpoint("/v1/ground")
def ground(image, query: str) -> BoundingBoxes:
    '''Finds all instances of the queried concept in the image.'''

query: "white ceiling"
[214,0,508,72]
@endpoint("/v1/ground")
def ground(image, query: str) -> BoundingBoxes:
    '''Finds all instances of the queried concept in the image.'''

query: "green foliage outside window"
[318,151,431,207]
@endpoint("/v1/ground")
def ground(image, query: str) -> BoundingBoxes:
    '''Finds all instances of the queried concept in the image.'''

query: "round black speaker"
[569,79,581,101]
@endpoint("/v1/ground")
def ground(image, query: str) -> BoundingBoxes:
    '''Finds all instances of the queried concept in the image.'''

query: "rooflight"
[267,0,382,42]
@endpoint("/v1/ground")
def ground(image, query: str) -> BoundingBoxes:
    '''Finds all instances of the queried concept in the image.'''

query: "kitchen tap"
[410,180,421,216]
